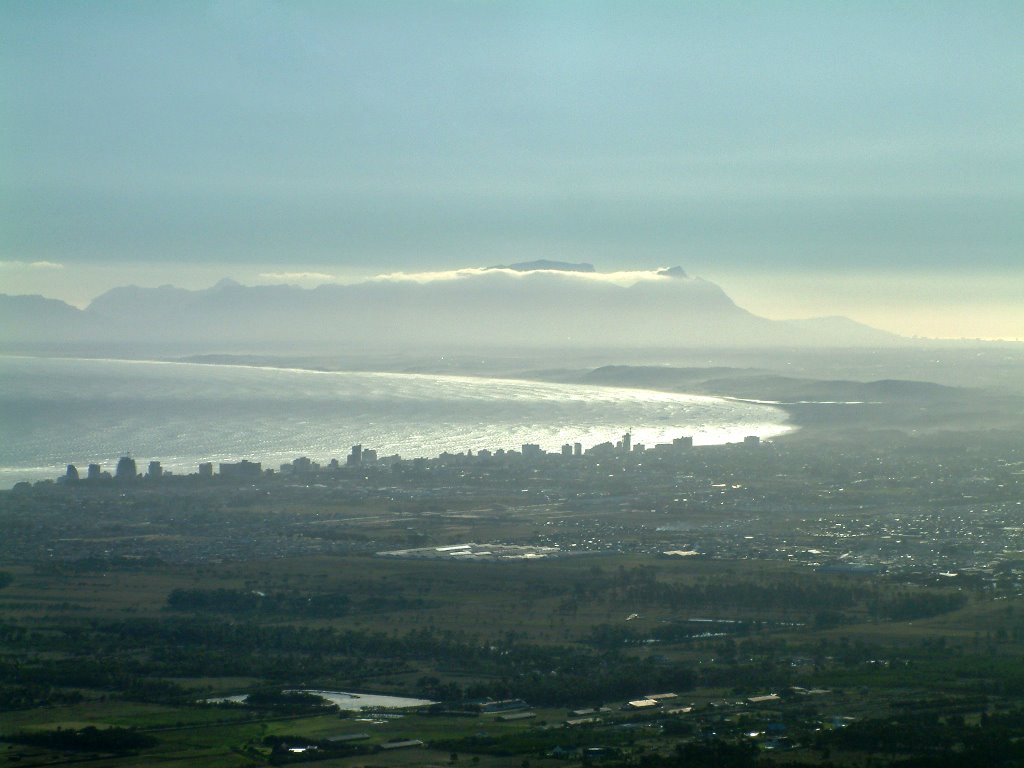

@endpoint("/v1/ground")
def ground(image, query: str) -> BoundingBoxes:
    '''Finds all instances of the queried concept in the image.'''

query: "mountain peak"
[657,266,688,279]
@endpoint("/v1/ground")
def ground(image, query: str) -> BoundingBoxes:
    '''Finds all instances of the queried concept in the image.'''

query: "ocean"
[0,356,792,486]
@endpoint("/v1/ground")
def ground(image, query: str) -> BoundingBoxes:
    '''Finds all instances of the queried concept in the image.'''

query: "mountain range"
[1,263,900,353]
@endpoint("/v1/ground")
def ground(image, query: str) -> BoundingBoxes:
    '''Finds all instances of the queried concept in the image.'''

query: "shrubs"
[2,726,157,752]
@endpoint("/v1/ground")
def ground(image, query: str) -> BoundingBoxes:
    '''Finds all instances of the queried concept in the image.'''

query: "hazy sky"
[2,1,1022,339]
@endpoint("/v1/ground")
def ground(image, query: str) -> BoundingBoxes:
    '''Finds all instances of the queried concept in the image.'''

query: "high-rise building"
[198,462,213,478]
[347,444,362,466]
[521,443,543,459]
[64,464,79,482]
[147,460,162,479]
[622,432,631,453]
[87,463,101,480]
[115,456,137,481]
[219,460,262,479]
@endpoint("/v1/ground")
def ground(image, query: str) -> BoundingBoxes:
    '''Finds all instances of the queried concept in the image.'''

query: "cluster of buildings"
[62,455,161,483]
[58,433,763,486]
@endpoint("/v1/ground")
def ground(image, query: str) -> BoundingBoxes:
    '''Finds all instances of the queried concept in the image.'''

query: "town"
[12,429,1022,580]
[2,426,1023,767]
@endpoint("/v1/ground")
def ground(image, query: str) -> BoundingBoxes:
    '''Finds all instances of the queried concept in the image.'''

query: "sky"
[2,1,1022,340]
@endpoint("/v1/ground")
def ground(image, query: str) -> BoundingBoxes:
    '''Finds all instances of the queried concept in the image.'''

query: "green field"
[3,546,1024,767]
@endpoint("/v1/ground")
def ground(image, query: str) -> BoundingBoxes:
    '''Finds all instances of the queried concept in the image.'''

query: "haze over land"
[5,6,1024,764]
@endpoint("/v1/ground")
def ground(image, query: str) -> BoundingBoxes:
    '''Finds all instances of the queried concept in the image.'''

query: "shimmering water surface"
[0,356,792,486]
[207,690,435,710]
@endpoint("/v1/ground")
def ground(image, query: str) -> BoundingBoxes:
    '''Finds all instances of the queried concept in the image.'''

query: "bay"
[0,356,792,486]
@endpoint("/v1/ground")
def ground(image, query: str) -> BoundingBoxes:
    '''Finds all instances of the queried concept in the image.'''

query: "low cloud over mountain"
[2,265,899,353]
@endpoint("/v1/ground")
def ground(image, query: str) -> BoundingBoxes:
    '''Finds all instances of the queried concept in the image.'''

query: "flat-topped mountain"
[1,265,899,352]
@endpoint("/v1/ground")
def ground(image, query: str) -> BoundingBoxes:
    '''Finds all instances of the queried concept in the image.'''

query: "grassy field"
[3,547,1023,767]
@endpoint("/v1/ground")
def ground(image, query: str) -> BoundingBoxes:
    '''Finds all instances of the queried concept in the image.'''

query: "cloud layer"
[0,260,64,270]
[367,266,684,287]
